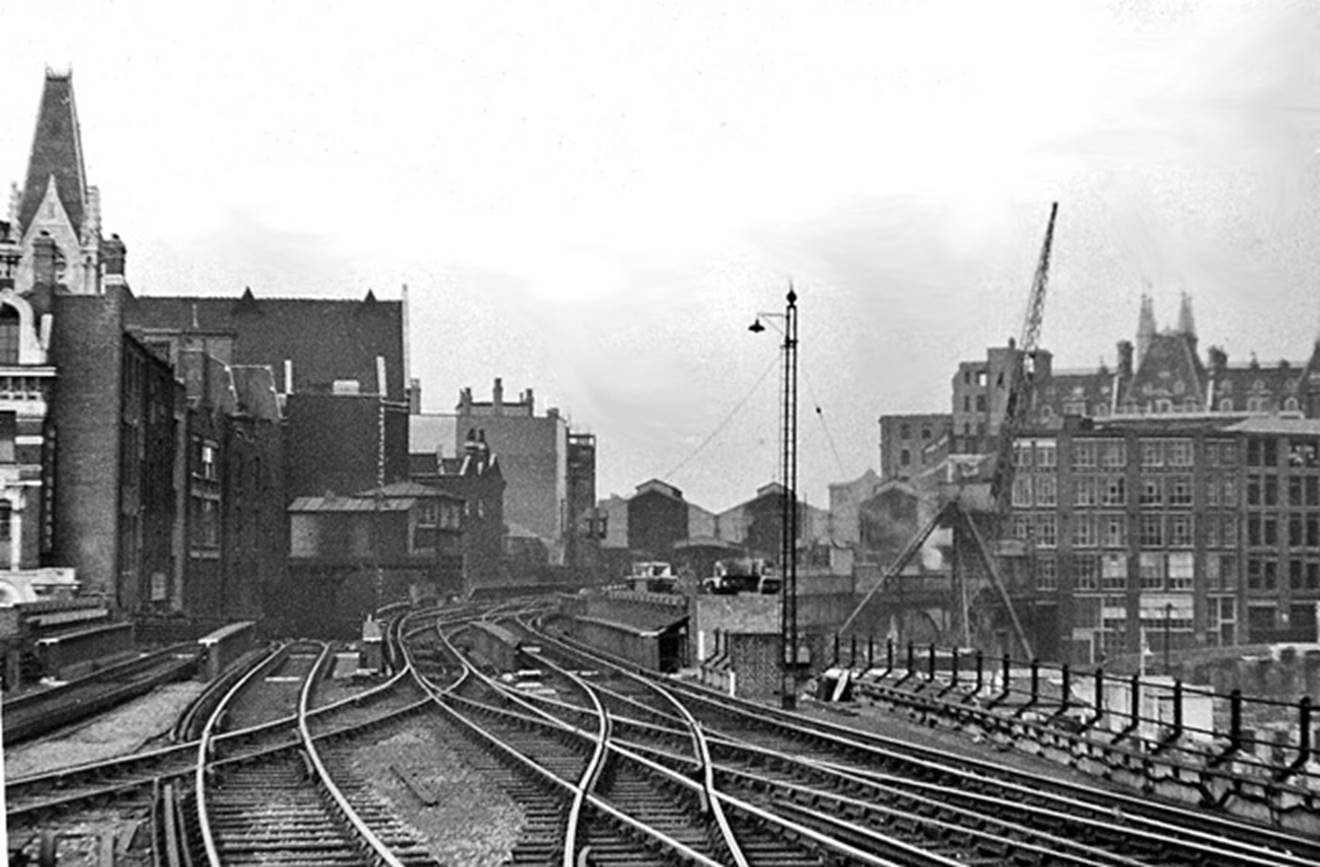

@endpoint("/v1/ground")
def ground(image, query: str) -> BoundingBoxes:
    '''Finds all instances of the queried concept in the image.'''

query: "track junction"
[7,596,1320,865]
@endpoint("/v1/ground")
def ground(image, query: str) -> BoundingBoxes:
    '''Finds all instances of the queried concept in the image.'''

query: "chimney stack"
[101,233,127,289]
[408,377,421,414]
[493,377,504,414]
[1117,340,1134,379]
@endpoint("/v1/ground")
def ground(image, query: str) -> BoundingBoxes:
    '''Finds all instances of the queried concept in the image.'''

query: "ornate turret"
[11,70,107,295]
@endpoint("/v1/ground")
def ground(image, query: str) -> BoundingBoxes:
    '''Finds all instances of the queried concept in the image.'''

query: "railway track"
[485,613,1320,867]
[193,640,436,865]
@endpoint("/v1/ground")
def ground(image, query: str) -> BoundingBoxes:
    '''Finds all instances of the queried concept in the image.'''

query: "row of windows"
[1245,513,1320,548]
[1014,513,1242,550]
[1011,438,1306,471]
[1246,558,1320,592]
[1036,550,1202,592]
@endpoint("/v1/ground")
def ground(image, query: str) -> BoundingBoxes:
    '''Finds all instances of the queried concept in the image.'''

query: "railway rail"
[479,612,1320,867]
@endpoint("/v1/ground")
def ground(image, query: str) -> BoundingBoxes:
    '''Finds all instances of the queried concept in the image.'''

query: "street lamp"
[750,285,799,710]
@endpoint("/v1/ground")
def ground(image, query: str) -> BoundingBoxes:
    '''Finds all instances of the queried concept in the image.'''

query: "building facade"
[879,414,952,480]
[1004,417,1320,665]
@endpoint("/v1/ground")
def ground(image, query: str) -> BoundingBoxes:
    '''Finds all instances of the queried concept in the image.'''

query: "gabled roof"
[18,72,87,238]
[633,478,683,500]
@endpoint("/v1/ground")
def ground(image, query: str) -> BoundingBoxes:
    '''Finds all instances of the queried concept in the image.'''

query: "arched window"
[0,305,19,364]
[1285,397,1300,412]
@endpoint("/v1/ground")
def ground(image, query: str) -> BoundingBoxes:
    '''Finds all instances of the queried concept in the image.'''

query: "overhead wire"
[663,354,779,482]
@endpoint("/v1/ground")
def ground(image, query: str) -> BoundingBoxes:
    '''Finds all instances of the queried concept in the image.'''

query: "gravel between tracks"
[4,681,208,778]
[344,722,524,865]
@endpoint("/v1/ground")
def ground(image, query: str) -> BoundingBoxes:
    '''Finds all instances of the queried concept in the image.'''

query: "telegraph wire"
[663,354,779,482]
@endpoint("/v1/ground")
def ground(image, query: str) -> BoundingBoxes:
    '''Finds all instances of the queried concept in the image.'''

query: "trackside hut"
[285,483,463,635]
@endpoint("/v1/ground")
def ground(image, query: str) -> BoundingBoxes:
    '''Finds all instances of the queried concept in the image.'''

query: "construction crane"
[841,203,1059,657]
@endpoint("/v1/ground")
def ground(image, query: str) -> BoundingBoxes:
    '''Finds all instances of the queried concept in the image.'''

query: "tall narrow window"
[0,306,20,365]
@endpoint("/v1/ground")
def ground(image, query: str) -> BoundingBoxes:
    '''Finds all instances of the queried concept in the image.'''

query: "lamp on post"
[750,285,799,710]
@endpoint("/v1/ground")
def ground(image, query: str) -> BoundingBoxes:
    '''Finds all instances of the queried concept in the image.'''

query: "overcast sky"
[4,1,1320,512]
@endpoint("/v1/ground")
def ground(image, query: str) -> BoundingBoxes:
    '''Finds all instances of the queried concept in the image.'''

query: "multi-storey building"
[1003,416,1320,664]
[412,428,507,595]
[878,415,951,481]
[454,378,598,572]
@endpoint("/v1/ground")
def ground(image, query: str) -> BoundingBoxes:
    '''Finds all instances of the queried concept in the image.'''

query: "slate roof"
[126,290,406,401]
[18,72,87,237]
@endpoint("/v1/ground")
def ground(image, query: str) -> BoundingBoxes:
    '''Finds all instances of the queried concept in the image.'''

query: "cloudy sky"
[3,1,1319,511]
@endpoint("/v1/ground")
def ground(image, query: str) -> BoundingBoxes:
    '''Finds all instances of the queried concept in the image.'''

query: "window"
[1219,441,1238,466]
[1309,515,1319,548]
[1168,439,1193,467]
[1205,517,1220,548]
[1220,554,1239,589]
[1290,514,1303,547]
[1074,555,1099,591]
[976,394,987,412]
[1309,561,1320,591]
[1222,515,1238,547]
[1100,553,1127,590]
[963,396,971,412]
[0,306,19,365]
[1309,477,1320,507]
[1012,514,1032,541]
[1290,441,1319,467]
[900,424,911,439]
[1037,441,1057,468]
[1141,440,1164,468]
[1264,475,1279,506]
[1140,515,1164,546]
[900,449,911,467]
[1168,552,1195,590]
[1074,476,1097,507]
[1290,559,1304,591]
[1035,475,1057,506]
[1265,515,1278,546]
[1036,554,1058,592]
[1012,476,1032,507]
[1221,478,1237,507]
[1140,477,1163,506]
[1100,440,1127,468]
[1073,442,1096,469]
[1014,442,1032,468]
[1170,514,1193,547]
[0,500,10,541]
[1248,438,1278,467]
[1103,514,1126,548]
[1035,514,1057,548]
[1290,476,1304,507]
[1101,476,1126,506]
[1139,552,1164,590]
[1072,515,1096,547]
[1207,477,1220,507]
[1169,475,1193,506]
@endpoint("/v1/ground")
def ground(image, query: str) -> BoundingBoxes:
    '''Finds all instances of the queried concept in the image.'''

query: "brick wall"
[49,293,124,604]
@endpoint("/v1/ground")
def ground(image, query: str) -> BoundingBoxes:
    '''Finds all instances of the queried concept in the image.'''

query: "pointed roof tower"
[17,69,89,240]
[1177,291,1197,338]
[1136,291,1157,366]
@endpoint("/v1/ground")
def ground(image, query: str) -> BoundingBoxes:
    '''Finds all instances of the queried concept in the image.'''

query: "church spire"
[17,69,88,240]
[1177,291,1197,338]
[1136,290,1157,365]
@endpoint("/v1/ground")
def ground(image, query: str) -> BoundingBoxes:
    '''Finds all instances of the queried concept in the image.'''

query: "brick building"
[412,428,506,595]
[453,379,599,574]
[878,415,952,480]
[1002,416,1320,665]
[47,286,181,612]
[125,288,411,502]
